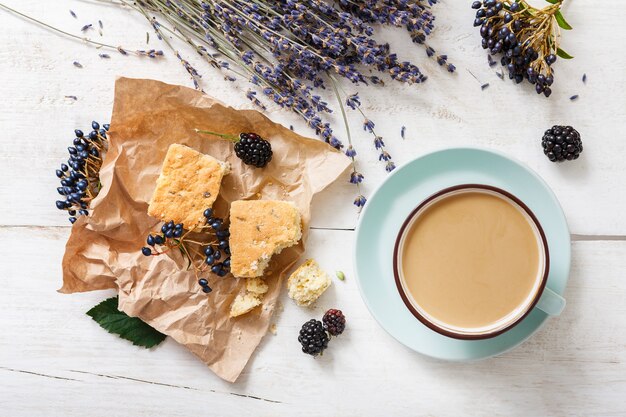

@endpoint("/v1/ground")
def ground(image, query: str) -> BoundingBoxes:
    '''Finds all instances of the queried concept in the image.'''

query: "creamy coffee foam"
[400,190,542,332]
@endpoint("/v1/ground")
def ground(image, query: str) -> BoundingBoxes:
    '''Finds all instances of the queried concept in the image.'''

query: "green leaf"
[545,0,560,4]
[556,47,574,59]
[86,296,166,348]
[554,10,572,30]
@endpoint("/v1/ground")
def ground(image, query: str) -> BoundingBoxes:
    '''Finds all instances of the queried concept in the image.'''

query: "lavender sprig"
[13,0,450,209]
[0,3,163,58]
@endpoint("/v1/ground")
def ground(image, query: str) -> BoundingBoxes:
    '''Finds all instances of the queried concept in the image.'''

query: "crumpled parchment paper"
[60,77,350,382]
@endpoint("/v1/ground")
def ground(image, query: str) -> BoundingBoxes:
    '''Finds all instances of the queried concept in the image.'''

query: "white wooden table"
[1,1,625,416]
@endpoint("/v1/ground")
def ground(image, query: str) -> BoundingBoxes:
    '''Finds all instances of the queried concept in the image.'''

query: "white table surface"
[1,1,625,416]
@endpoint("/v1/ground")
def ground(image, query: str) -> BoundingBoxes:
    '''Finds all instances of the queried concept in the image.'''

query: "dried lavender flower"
[70,10,77,19]
[73,61,83,68]
[41,0,451,208]
[99,53,110,59]
[582,73,587,84]
[98,20,103,29]
[570,95,579,101]
[354,195,367,208]
[0,3,164,59]
[81,23,92,32]
[481,83,490,90]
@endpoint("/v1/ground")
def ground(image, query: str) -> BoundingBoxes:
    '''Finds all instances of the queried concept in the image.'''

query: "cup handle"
[535,287,566,316]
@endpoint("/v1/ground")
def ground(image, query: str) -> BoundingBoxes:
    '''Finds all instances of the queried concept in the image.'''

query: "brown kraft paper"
[60,77,351,382]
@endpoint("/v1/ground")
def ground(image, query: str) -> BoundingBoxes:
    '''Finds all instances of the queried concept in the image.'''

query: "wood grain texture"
[0,0,625,415]
[1,227,625,416]
[0,0,624,232]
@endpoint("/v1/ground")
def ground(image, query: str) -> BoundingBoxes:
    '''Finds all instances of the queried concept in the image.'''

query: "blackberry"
[196,129,273,168]
[542,125,582,162]
[234,133,273,168]
[322,309,346,336]
[298,319,329,356]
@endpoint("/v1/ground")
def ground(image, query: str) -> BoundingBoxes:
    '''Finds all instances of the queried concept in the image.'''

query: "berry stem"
[195,129,239,143]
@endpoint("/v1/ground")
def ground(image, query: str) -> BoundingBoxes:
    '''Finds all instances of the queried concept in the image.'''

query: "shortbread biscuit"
[230,292,263,318]
[148,144,229,229]
[287,259,331,307]
[229,200,302,278]
[229,278,269,318]
[246,277,269,295]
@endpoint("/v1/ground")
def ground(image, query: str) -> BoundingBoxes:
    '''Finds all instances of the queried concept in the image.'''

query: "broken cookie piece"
[230,293,263,318]
[287,259,331,307]
[229,277,269,318]
[148,144,229,229]
[229,200,302,278]
[246,277,269,295]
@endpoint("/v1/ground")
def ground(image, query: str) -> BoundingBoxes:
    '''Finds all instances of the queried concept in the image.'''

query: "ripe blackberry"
[542,125,582,162]
[234,133,273,168]
[196,130,273,168]
[322,309,346,336]
[298,319,329,356]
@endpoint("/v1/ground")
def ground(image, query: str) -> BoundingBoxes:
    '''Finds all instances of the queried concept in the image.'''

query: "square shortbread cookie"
[148,144,229,229]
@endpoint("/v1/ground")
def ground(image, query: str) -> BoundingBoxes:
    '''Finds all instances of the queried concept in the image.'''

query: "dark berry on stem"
[323,309,346,336]
[234,133,273,168]
[298,319,329,356]
[141,247,152,256]
[198,278,208,286]
[197,130,273,168]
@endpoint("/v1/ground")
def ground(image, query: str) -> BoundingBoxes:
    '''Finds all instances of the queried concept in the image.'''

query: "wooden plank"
[0,1,624,233]
[1,226,625,416]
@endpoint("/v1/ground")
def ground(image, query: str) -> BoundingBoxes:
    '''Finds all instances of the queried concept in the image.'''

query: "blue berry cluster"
[140,208,230,294]
[472,0,560,97]
[202,208,231,278]
[141,220,184,257]
[55,121,109,223]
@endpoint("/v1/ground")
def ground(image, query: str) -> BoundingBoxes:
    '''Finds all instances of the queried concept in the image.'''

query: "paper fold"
[61,77,350,382]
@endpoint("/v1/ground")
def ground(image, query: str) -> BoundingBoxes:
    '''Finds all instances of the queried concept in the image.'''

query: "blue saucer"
[354,147,571,360]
